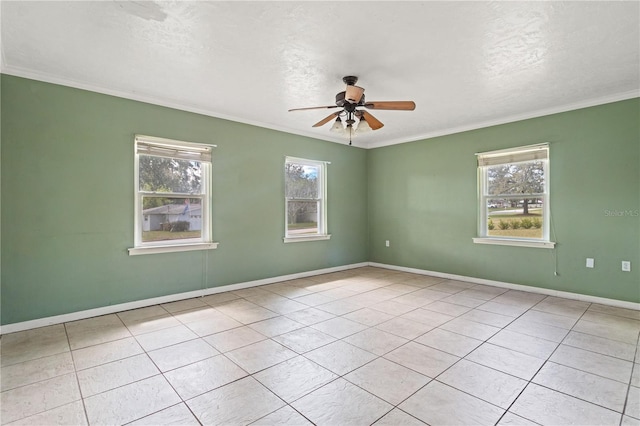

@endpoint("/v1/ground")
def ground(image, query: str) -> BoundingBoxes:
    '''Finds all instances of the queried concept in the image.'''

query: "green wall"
[1,75,369,325]
[2,75,638,326]
[368,99,639,303]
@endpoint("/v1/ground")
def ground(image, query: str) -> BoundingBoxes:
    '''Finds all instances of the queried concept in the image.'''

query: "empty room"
[1,1,639,425]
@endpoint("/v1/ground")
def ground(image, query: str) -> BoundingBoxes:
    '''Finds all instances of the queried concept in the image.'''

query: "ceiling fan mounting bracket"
[342,76,358,86]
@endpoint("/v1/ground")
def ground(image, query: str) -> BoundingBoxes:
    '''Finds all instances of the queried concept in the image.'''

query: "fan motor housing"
[335,91,365,108]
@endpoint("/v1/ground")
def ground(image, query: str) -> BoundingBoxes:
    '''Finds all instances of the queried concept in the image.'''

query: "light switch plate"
[586,258,594,268]
[622,261,631,272]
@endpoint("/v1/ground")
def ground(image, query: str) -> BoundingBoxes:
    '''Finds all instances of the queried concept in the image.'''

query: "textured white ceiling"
[1,1,639,148]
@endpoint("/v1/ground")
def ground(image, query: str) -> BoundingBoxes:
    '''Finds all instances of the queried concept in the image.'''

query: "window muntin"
[134,135,213,248]
[478,144,550,242]
[285,157,328,240]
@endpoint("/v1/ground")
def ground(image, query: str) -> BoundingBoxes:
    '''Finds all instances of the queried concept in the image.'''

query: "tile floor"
[1,266,639,425]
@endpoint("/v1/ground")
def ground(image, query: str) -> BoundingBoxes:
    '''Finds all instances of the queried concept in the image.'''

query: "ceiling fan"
[288,76,416,145]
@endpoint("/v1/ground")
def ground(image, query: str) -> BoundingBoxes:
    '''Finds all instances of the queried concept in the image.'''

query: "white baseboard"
[3,260,636,335]
[0,262,369,335]
[369,262,640,311]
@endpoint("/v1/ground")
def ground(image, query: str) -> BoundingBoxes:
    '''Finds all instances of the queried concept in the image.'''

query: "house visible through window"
[475,144,554,248]
[284,156,330,242]
[130,135,216,255]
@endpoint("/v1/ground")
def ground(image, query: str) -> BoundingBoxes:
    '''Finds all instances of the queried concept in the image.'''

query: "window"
[474,144,554,248]
[284,156,330,242]
[129,135,217,255]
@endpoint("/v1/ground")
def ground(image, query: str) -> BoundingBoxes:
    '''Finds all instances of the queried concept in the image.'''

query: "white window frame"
[284,156,331,243]
[128,135,218,255]
[473,143,555,249]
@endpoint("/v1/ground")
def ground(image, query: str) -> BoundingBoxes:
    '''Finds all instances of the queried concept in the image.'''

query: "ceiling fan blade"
[362,111,384,130]
[312,112,339,127]
[345,85,365,103]
[364,101,416,111]
[288,105,339,112]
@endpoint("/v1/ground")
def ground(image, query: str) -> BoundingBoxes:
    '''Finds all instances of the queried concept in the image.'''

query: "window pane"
[139,155,202,194]
[487,198,543,239]
[285,162,319,199]
[287,200,319,235]
[141,197,202,242]
[487,161,544,196]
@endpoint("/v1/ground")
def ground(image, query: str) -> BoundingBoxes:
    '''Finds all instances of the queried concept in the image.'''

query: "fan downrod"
[342,76,358,86]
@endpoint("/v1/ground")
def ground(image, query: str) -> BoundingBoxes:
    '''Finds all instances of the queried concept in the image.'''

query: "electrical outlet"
[622,261,631,272]
[586,258,594,268]
[385,240,390,247]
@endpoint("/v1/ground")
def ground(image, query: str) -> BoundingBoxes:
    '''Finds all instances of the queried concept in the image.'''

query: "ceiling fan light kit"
[289,76,416,145]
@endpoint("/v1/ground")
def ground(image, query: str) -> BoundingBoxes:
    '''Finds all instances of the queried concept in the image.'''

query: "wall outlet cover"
[586,258,594,268]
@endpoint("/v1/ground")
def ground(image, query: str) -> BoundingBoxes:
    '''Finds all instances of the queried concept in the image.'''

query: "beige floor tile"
[65,314,131,350]
[225,339,297,374]
[249,316,305,338]
[438,359,527,408]
[72,337,143,370]
[466,343,545,380]
[128,403,200,426]
[4,400,87,426]
[163,354,248,399]
[305,341,377,375]
[0,325,69,368]
[439,317,501,341]
[134,324,198,352]
[457,286,507,301]
[399,381,504,425]
[505,317,569,343]
[533,362,629,412]
[563,330,636,361]
[622,415,640,425]
[572,318,639,344]
[254,356,338,403]
[187,377,285,425]
[294,292,337,307]
[511,383,621,425]
[376,317,435,340]
[252,405,313,425]
[400,308,455,327]
[284,307,335,325]
[631,364,640,387]
[342,308,395,326]
[315,299,366,316]
[415,328,482,357]
[311,317,368,339]
[384,341,459,378]
[428,281,473,294]
[172,306,226,324]
[492,290,545,307]
[160,298,207,313]
[83,375,180,425]
[201,291,240,306]
[344,328,408,356]
[477,301,529,317]
[123,314,183,336]
[225,306,280,324]
[117,305,168,324]
[0,373,81,424]
[203,326,266,353]
[1,352,74,392]
[147,338,219,372]
[460,309,515,328]
[497,412,539,425]
[532,297,589,318]
[422,300,472,316]
[273,327,336,353]
[373,409,427,425]
[370,300,417,316]
[519,309,579,329]
[77,354,159,397]
[487,329,559,359]
[588,304,640,321]
[626,386,640,420]
[345,357,430,405]
[550,344,633,383]
[292,378,392,426]
[184,314,243,337]
[441,294,486,308]
[581,311,640,329]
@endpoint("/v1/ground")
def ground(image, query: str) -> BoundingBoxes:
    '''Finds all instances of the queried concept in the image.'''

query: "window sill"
[283,234,331,243]
[473,237,555,249]
[128,242,219,256]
